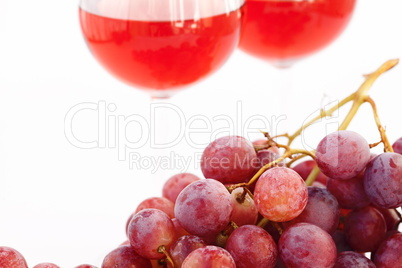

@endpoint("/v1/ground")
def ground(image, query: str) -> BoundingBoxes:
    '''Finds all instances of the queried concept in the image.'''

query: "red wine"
[239,0,356,63]
[79,8,242,91]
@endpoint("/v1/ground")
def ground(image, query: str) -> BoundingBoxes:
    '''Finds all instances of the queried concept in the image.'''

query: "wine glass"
[238,0,357,134]
[239,0,357,68]
[79,0,245,178]
[79,0,244,99]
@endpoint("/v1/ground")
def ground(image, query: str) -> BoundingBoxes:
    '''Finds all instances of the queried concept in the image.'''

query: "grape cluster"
[2,131,400,267]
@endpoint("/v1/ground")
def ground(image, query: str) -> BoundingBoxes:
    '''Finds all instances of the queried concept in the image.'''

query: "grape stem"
[364,96,394,152]
[247,148,315,187]
[257,217,269,228]
[158,245,174,267]
[256,218,283,235]
[287,94,354,146]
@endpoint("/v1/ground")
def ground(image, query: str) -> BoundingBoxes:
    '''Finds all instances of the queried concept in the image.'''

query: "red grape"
[101,245,152,268]
[278,223,337,268]
[333,251,375,268]
[316,131,371,180]
[182,246,235,268]
[0,247,28,268]
[364,152,402,209]
[375,207,400,231]
[292,160,328,185]
[392,137,402,154]
[284,187,340,234]
[344,206,387,252]
[168,235,207,267]
[254,167,308,222]
[201,136,257,184]
[175,179,233,237]
[135,197,175,218]
[33,264,60,268]
[326,174,370,209]
[230,187,258,226]
[128,209,176,259]
[162,173,200,203]
[225,225,278,268]
[74,265,98,268]
[373,233,402,268]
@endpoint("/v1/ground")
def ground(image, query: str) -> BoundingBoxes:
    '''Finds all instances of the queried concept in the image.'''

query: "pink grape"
[344,206,387,252]
[168,235,207,267]
[135,197,175,218]
[333,251,375,268]
[364,152,402,209]
[278,223,337,268]
[162,173,200,203]
[182,246,235,268]
[201,136,257,184]
[225,225,278,268]
[230,187,258,226]
[392,137,402,154]
[33,264,60,268]
[326,174,371,209]
[101,245,152,268]
[0,247,28,268]
[128,209,176,259]
[292,160,328,185]
[373,233,402,268]
[315,130,371,180]
[254,167,308,222]
[284,187,340,234]
[175,179,233,237]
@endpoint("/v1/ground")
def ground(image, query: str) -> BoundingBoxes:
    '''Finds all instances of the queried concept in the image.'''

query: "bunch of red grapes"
[2,134,401,268]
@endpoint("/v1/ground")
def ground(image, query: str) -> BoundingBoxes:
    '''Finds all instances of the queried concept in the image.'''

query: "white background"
[0,0,401,267]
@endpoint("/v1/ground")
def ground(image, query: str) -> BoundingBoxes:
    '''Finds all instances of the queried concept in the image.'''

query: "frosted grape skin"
[225,225,278,268]
[0,247,28,268]
[128,209,176,259]
[373,233,402,268]
[201,136,257,184]
[363,152,402,209]
[278,223,337,268]
[175,179,233,237]
[333,251,375,268]
[254,167,308,222]
[315,130,371,180]
[182,246,235,268]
